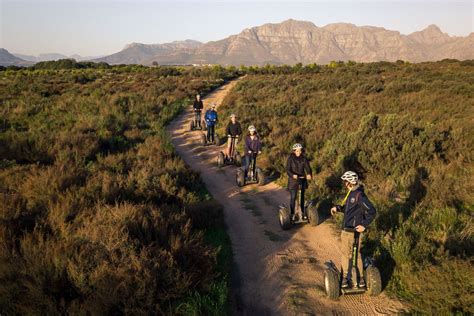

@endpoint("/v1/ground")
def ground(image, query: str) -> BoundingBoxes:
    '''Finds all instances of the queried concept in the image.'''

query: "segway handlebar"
[343,227,368,233]
[343,227,357,233]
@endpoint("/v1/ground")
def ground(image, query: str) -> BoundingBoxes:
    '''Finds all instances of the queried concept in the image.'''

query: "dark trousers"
[289,188,305,215]
[194,111,202,127]
[207,125,215,142]
[243,155,251,174]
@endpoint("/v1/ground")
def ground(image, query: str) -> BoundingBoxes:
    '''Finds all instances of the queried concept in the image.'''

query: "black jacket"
[286,153,312,190]
[337,186,376,229]
[226,121,242,137]
[193,99,203,111]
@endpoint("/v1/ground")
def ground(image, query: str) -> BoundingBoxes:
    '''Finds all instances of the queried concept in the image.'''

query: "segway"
[236,152,264,187]
[278,177,319,230]
[217,136,242,167]
[200,127,220,146]
[189,109,205,131]
[323,228,382,300]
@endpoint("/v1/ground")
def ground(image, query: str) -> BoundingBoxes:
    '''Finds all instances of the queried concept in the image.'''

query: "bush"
[0,66,239,313]
[219,60,474,313]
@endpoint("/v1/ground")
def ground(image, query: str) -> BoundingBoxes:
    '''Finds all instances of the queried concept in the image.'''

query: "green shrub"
[219,60,474,313]
[0,66,239,314]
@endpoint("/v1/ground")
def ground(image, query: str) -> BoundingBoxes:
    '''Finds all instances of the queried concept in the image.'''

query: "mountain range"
[13,53,103,63]
[2,20,473,67]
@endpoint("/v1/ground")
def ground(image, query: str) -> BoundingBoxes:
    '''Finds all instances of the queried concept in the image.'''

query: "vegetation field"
[218,60,474,313]
[0,62,238,314]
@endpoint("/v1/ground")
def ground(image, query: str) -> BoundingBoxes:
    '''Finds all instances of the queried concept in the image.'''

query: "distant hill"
[94,40,203,65]
[0,48,32,66]
[14,52,103,62]
[98,19,474,65]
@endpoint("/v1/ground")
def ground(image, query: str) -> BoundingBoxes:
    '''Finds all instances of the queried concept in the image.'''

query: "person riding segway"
[236,125,264,186]
[202,103,219,145]
[190,94,204,131]
[278,143,319,229]
[217,113,242,167]
[323,171,381,299]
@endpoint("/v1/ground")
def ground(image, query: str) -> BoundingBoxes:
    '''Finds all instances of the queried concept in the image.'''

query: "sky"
[1,0,473,57]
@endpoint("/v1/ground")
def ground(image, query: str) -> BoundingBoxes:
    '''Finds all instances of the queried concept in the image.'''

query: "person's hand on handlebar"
[292,174,298,180]
[306,174,312,180]
[330,206,338,216]
[355,225,366,233]
[258,151,262,155]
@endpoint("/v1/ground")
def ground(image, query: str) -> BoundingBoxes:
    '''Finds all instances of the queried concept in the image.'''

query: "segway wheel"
[217,152,225,167]
[189,121,194,131]
[234,152,242,167]
[236,169,245,187]
[307,203,320,226]
[256,168,265,186]
[278,206,291,230]
[366,266,382,296]
[200,134,207,146]
[324,268,340,300]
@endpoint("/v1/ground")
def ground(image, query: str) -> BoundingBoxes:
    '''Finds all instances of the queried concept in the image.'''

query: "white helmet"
[292,143,303,151]
[341,171,358,184]
[248,125,256,132]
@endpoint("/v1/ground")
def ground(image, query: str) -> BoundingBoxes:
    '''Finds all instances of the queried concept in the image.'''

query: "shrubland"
[0,63,239,314]
[218,60,474,313]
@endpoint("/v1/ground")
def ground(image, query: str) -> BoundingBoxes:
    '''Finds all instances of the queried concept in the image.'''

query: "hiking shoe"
[352,280,359,289]
[341,277,350,289]
[294,213,301,222]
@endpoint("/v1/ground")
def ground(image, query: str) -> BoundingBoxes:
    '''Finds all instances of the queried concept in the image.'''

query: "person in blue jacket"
[205,103,218,143]
[331,171,377,289]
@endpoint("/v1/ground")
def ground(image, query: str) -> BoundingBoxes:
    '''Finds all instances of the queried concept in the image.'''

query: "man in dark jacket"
[204,103,218,143]
[193,94,203,128]
[243,125,262,175]
[286,143,312,222]
[225,113,242,158]
[331,171,377,289]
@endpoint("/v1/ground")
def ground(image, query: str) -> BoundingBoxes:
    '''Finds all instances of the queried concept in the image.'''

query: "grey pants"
[340,230,364,280]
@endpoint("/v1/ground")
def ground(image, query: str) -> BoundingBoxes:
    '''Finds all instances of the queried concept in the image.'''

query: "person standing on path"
[193,94,203,128]
[205,103,218,143]
[330,171,377,289]
[286,143,312,222]
[225,113,242,158]
[243,125,262,176]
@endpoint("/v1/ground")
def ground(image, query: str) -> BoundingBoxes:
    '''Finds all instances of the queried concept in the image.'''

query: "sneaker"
[358,278,366,288]
[352,280,359,289]
[291,214,297,223]
[294,213,301,222]
[302,214,308,221]
[341,277,350,289]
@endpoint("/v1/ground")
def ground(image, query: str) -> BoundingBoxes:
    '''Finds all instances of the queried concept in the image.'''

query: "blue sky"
[1,0,472,56]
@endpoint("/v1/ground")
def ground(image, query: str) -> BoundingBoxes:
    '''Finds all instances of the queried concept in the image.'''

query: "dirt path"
[167,78,407,315]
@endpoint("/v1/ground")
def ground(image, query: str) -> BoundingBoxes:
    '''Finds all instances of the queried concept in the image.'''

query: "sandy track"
[167,78,407,315]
